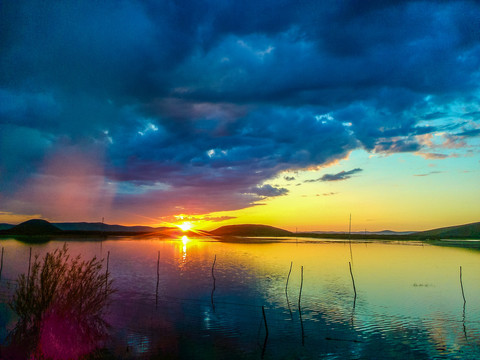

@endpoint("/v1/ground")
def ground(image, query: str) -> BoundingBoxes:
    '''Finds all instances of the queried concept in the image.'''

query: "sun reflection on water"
[181,235,189,262]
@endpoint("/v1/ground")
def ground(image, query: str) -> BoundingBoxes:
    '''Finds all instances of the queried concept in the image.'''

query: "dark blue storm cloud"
[1,0,479,221]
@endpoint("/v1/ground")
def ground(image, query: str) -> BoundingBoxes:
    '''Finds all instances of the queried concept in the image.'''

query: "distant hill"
[55,222,159,233]
[310,230,414,235]
[6,219,62,235]
[2,219,478,240]
[415,222,480,238]
[375,230,414,235]
[0,219,176,237]
[211,224,293,237]
[0,223,13,231]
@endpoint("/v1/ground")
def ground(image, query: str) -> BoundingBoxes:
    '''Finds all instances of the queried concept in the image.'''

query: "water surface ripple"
[0,237,479,359]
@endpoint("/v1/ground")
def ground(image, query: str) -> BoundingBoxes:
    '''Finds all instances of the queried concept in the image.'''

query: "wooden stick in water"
[261,306,269,359]
[211,255,217,311]
[298,266,305,346]
[349,262,357,298]
[285,261,293,318]
[348,214,354,264]
[262,305,269,338]
[460,266,466,304]
[298,265,303,308]
[211,254,216,278]
[285,261,293,293]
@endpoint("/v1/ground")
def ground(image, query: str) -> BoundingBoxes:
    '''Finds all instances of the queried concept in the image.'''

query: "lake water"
[1,236,479,359]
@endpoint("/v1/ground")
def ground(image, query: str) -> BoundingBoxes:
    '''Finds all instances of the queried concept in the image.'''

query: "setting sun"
[177,221,193,232]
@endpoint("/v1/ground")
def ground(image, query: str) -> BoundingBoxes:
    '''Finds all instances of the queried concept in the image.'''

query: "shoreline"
[2,233,480,250]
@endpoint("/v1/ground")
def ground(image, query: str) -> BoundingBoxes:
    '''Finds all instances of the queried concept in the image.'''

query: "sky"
[0,0,479,232]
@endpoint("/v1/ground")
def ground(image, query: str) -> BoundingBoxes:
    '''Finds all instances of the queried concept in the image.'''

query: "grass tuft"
[7,244,114,359]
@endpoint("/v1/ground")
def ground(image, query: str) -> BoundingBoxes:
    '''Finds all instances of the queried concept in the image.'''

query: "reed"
[460,266,466,304]
[27,247,32,288]
[9,244,114,358]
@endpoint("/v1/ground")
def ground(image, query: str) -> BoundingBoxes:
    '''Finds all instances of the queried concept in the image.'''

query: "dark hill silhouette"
[414,222,480,238]
[0,223,13,231]
[211,224,293,237]
[8,219,62,235]
[2,219,478,240]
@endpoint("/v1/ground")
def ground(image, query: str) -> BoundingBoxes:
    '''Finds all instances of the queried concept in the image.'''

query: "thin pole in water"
[211,254,216,311]
[285,261,293,293]
[348,214,353,264]
[261,305,269,358]
[298,265,305,346]
[262,305,269,338]
[285,261,293,318]
[212,254,216,278]
[349,261,357,298]
[298,265,304,307]
[460,266,466,304]
[349,214,352,238]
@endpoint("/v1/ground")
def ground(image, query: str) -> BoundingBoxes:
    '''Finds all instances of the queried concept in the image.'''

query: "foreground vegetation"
[5,244,114,359]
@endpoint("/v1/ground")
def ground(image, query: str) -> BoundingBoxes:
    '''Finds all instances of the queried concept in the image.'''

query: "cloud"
[413,171,444,177]
[159,214,236,224]
[1,0,479,222]
[249,184,289,197]
[284,176,296,181]
[416,152,449,160]
[199,216,237,222]
[318,192,338,196]
[373,139,421,154]
[0,211,44,224]
[306,168,363,182]
[457,128,480,137]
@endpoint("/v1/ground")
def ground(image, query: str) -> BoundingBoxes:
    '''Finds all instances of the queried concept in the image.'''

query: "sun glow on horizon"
[177,221,193,232]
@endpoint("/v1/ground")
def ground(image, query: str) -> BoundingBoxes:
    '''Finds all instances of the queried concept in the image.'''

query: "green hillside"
[415,222,480,238]
[211,224,293,237]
